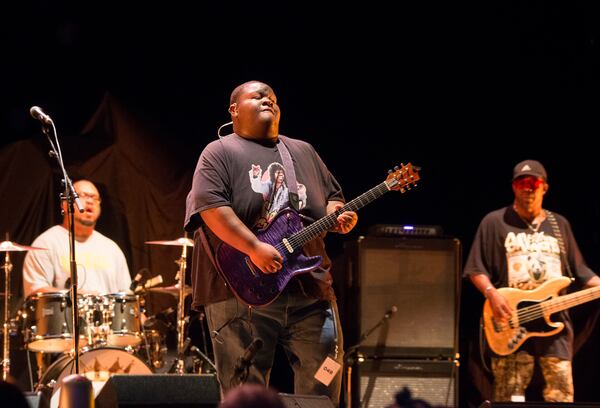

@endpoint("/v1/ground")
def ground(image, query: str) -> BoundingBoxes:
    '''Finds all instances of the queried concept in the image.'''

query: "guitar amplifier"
[368,224,443,237]
[355,358,458,408]
[344,236,461,358]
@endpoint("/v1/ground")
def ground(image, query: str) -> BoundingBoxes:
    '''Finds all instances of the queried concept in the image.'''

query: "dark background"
[2,1,600,406]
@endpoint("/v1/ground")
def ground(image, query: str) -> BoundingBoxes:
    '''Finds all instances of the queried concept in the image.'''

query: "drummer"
[22,180,132,378]
[23,179,131,296]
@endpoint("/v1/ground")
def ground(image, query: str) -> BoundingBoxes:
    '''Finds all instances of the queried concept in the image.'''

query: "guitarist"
[464,159,600,402]
[184,80,357,405]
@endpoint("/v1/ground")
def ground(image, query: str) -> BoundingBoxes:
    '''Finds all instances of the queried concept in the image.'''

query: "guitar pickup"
[491,317,501,333]
[245,258,259,277]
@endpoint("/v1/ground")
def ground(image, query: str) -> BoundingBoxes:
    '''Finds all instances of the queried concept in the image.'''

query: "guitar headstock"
[385,163,420,193]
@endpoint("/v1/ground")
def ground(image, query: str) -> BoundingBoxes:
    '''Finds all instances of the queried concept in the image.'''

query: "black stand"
[343,307,397,408]
[37,119,84,373]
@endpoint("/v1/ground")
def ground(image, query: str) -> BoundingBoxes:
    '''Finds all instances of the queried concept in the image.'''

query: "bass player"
[464,159,600,402]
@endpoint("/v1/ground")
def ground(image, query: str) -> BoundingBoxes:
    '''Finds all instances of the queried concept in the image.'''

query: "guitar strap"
[276,137,300,211]
[197,224,220,272]
[545,209,575,281]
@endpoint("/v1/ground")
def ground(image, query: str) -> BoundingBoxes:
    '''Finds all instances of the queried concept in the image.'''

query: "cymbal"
[0,240,47,252]
[145,238,194,247]
[147,285,192,297]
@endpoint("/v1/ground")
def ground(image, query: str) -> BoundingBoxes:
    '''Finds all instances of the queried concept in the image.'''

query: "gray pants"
[204,290,343,405]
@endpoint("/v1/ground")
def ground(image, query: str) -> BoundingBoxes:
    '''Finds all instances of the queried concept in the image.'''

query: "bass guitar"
[215,163,420,307]
[483,276,600,355]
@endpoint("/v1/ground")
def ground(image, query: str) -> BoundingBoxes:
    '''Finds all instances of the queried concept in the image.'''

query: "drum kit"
[0,235,210,405]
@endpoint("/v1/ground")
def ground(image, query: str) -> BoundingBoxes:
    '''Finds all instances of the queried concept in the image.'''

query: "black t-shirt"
[184,134,344,307]
[464,206,596,359]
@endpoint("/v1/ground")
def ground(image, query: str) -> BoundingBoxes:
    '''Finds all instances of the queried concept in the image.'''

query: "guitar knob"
[388,169,392,174]
[394,165,399,171]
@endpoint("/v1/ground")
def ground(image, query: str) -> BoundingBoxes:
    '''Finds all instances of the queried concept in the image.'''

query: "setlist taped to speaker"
[314,356,341,386]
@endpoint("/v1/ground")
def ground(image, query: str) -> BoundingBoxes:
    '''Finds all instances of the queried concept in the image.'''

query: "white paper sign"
[314,356,341,386]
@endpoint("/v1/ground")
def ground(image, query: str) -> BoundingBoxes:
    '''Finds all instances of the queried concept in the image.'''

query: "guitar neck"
[287,181,390,250]
[542,285,600,315]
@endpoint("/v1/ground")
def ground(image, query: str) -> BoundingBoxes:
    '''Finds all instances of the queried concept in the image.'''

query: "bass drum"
[38,346,153,408]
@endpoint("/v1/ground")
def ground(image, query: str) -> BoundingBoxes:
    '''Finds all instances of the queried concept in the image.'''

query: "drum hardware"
[1,238,47,381]
[139,329,168,368]
[145,233,203,374]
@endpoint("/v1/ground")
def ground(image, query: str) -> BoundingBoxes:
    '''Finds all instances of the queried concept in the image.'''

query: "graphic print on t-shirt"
[504,231,562,290]
[248,162,307,228]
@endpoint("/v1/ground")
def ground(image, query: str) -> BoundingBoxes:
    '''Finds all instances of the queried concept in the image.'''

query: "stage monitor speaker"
[356,358,458,408]
[95,374,220,407]
[279,393,335,408]
[346,236,461,358]
[480,403,600,408]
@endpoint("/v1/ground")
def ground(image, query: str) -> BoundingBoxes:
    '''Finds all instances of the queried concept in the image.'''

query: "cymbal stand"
[2,249,13,381]
[174,233,189,375]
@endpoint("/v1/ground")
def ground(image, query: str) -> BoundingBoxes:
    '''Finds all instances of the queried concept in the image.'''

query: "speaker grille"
[95,374,220,407]
[347,236,461,358]
[279,393,335,408]
[358,359,457,408]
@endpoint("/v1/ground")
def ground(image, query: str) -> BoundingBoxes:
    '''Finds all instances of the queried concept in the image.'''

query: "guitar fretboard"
[516,285,600,324]
[283,181,391,251]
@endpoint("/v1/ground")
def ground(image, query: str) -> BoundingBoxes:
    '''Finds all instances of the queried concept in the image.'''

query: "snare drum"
[105,293,142,347]
[38,346,152,408]
[22,292,88,352]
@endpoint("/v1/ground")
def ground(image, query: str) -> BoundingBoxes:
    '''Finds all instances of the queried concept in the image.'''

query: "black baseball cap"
[512,160,547,181]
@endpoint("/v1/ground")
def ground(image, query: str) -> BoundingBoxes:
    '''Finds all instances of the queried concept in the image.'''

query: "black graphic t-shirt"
[185,134,344,307]
[464,206,596,359]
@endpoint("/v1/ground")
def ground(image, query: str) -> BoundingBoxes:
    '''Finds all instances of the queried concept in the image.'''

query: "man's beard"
[77,218,96,227]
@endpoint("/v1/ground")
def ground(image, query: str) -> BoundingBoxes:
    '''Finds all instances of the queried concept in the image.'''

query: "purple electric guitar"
[215,163,421,307]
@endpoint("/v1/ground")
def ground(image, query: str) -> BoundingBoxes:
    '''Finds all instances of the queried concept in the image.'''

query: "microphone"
[384,305,398,319]
[29,106,53,125]
[191,345,218,372]
[135,274,164,293]
[238,338,263,367]
[129,272,143,292]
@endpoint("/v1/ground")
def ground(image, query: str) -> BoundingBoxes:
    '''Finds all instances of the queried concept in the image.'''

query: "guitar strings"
[285,183,389,250]
[492,288,600,332]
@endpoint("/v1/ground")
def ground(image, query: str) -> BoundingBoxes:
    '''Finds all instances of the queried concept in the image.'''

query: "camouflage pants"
[491,351,573,402]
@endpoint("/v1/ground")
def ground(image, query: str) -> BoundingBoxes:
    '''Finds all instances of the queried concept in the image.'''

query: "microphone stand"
[2,245,13,381]
[344,308,396,408]
[38,120,84,374]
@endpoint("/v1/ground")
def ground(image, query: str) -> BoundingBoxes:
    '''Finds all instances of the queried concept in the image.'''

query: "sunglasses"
[513,177,544,190]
